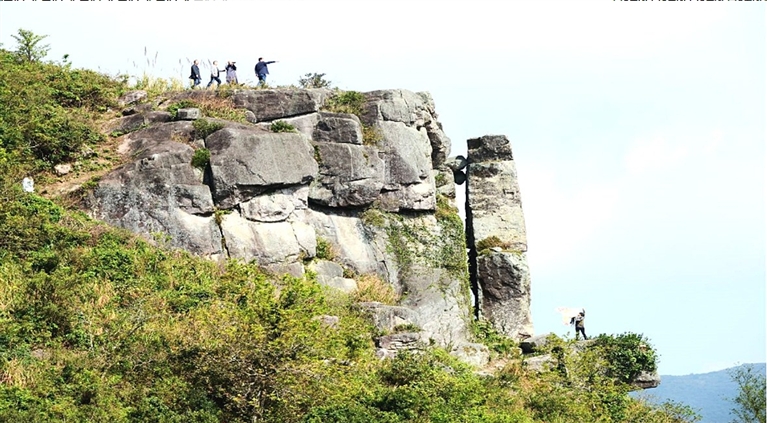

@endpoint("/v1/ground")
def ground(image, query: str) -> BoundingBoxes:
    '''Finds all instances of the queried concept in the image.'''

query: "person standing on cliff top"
[570,309,587,340]
[207,61,224,88]
[189,59,201,89]
[225,61,238,85]
[255,57,277,86]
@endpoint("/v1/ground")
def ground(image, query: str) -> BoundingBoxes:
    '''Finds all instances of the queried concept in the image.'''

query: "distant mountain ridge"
[632,363,766,423]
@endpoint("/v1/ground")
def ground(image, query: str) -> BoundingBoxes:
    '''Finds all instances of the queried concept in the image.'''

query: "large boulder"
[116,121,195,155]
[475,251,533,340]
[277,113,320,140]
[313,112,363,144]
[176,108,201,120]
[417,92,452,166]
[86,128,222,257]
[240,186,309,223]
[220,209,316,265]
[357,302,419,332]
[361,89,451,167]
[206,127,318,209]
[309,143,385,207]
[466,135,527,252]
[304,209,473,350]
[232,89,329,122]
[375,332,424,359]
[362,89,432,127]
[376,121,435,211]
[632,370,661,390]
[378,121,431,186]
[107,114,145,134]
[524,354,556,373]
[371,214,472,347]
[105,111,172,135]
[520,333,553,354]
[307,260,357,293]
[117,90,147,106]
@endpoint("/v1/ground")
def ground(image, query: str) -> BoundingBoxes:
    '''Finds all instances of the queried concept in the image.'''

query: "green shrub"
[360,207,386,228]
[298,73,332,89]
[593,332,658,383]
[434,172,448,187]
[167,99,197,119]
[191,148,210,170]
[270,120,296,133]
[0,46,122,170]
[728,364,766,423]
[315,237,336,260]
[11,28,50,63]
[471,318,517,355]
[192,119,224,139]
[324,91,366,116]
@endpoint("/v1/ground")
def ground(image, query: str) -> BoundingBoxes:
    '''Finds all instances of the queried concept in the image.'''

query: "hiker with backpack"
[570,309,587,340]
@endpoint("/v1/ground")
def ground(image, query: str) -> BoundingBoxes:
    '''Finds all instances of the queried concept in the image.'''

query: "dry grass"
[133,73,187,98]
[351,273,399,305]
[0,358,35,388]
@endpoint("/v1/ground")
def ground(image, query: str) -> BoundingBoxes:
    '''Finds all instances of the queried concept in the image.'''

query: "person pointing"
[255,57,278,86]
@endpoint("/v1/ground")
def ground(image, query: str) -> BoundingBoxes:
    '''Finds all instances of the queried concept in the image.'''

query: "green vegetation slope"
[0,36,701,422]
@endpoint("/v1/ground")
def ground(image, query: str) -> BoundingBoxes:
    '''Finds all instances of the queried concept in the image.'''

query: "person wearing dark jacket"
[570,310,587,340]
[255,57,277,86]
[189,60,201,89]
[225,61,238,85]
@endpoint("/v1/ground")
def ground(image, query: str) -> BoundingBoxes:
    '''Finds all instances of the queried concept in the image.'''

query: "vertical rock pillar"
[465,135,533,340]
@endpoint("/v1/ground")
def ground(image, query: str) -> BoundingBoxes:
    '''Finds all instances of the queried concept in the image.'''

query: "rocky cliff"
[84,87,534,363]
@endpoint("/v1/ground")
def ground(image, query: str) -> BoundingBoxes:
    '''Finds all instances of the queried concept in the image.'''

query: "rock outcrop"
[85,88,482,361]
[465,135,534,340]
[632,370,661,390]
[88,121,223,258]
[82,87,665,390]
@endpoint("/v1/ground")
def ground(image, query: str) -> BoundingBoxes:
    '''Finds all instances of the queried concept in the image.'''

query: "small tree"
[298,72,331,89]
[729,364,766,423]
[12,28,50,62]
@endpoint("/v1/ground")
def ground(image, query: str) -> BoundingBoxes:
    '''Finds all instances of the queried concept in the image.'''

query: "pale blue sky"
[1,0,764,375]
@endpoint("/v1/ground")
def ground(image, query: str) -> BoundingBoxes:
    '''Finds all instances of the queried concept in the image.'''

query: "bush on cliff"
[594,332,658,383]
[0,47,123,172]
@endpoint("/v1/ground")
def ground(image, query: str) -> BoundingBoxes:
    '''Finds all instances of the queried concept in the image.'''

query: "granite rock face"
[206,128,318,209]
[313,112,364,145]
[475,251,533,340]
[361,90,451,167]
[466,135,527,252]
[83,88,524,368]
[466,135,533,340]
[86,123,221,258]
[232,89,329,122]
[309,143,385,208]
[105,111,172,135]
